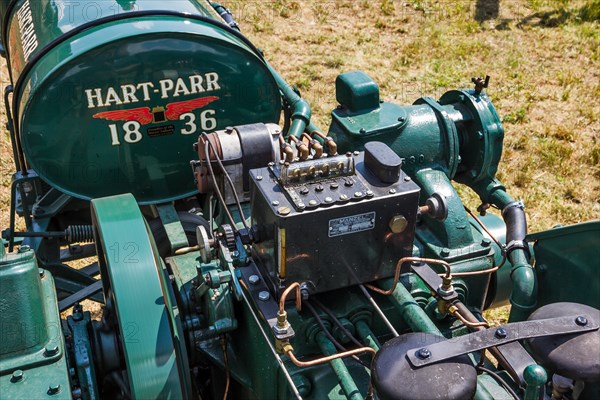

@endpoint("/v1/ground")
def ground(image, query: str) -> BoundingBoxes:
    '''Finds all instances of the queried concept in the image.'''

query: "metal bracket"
[406,315,598,367]
[410,263,458,302]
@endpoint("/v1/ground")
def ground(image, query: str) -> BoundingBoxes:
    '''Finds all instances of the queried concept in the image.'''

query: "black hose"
[304,302,370,369]
[310,298,365,349]
[502,202,527,247]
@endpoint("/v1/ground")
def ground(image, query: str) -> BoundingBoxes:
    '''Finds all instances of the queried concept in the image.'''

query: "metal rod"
[316,332,364,400]
[355,320,381,351]
[239,283,302,400]
[286,344,375,368]
[358,284,399,337]
[386,282,442,335]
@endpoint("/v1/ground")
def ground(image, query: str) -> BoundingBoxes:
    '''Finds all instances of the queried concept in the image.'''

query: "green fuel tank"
[1,0,281,204]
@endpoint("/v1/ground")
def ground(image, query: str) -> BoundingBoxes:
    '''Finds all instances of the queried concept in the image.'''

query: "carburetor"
[250,141,421,294]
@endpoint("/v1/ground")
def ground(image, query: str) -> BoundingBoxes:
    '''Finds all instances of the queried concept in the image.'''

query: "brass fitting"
[277,340,293,355]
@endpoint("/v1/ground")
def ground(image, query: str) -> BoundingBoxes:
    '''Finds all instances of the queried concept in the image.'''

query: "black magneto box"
[250,143,421,294]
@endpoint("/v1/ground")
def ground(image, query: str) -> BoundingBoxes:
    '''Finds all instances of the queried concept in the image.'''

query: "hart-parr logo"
[86,73,221,146]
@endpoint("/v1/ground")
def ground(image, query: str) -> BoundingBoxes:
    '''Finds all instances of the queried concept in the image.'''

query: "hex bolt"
[48,384,61,395]
[495,328,508,339]
[481,238,491,247]
[441,248,450,257]
[11,370,23,382]
[258,291,270,302]
[575,316,588,326]
[416,348,431,359]
[44,344,59,357]
[248,275,260,285]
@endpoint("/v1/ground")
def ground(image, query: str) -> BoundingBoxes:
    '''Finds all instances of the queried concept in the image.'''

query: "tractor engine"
[1,1,599,400]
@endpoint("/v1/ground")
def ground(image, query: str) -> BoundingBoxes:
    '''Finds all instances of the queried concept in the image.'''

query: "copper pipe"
[286,346,375,368]
[445,265,500,277]
[279,282,302,314]
[312,140,324,158]
[452,309,489,328]
[365,256,452,296]
[310,130,337,155]
[289,136,309,160]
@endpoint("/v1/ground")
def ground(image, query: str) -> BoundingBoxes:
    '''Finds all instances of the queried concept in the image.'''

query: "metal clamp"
[406,315,598,368]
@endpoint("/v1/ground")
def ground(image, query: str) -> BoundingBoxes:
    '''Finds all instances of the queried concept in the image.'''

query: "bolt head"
[389,215,408,233]
[495,328,508,339]
[44,344,59,357]
[248,275,260,285]
[389,188,397,194]
[481,238,491,247]
[278,207,291,216]
[441,248,450,257]
[258,291,270,301]
[11,370,23,382]
[324,197,334,203]
[18,245,30,253]
[416,348,431,359]
[308,200,318,206]
[48,384,61,395]
[256,175,263,181]
[339,194,348,201]
[271,200,280,206]
[575,316,588,326]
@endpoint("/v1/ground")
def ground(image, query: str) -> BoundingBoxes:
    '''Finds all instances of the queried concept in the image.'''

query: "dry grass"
[1,1,599,323]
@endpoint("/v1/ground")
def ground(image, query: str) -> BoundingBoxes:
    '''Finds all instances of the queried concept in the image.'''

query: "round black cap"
[371,333,477,400]
[526,302,600,382]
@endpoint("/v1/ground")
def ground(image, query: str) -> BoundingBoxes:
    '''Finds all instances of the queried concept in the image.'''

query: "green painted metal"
[66,310,99,400]
[90,193,187,399]
[528,220,600,309]
[379,279,442,335]
[316,332,365,400]
[335,71,380,113]
[523,365,548,400]
[0,248,71,399]
[2,0,281,204]
[156,203,189,254]
[355,320,381,351]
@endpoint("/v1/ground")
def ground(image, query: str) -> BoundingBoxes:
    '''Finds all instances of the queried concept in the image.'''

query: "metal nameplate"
[406,315,599,367]
[328,212,376,237]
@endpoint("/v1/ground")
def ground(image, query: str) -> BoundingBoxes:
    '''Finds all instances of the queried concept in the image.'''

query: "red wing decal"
[93,107,153,125]
[165,96,219,121]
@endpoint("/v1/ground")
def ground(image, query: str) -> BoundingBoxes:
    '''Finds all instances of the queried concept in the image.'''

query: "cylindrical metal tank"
[1,0,281,204]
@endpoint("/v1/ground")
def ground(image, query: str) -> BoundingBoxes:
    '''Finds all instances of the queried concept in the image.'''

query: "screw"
[11,370,23,382]
[354,192,363,198]
[575,316,588,326]
[330,182,339,190]
[404,176,411,182]
[441,248,450,257]
[256,175,263,181]
[366,190,374,197]
[39,269,45,278]
[353,151,360,156]
[339,194,348,201]
[481,238,491,247]
[398,116,405,122]
[268,162,275,167]
[48,384,61,395]
[278,207,291,216]
[324,197,334,203]
[271,200,280,206]
[258,291,270,301]
[225,126,234,133]
[300,188,309,195]
[248,275,260,285]
[309,200,318,206]
[389,189,397,194]
[44,344,59,357]
[359,128,366,134]
[495,328,508,339]
[416,348,431,359]
[315,184,324,192]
